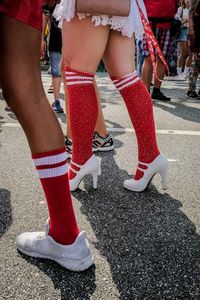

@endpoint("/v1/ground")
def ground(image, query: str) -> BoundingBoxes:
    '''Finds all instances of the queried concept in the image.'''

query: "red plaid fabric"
[0,0,43,31]
[142,28,175,59]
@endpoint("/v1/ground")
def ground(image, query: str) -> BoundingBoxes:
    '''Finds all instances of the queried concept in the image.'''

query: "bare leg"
[61,57,71,137]
[62,17,109,73]
[94,81,108,137]
[177,41,187,72]
[142,56,153,91]
[52,77,61,100]
[62,19,109,140]
[0,15,80,248]
[185,45,193,76]
[154,57,167,89]
[103,30,160,164]
[62,17,110,180]
[0,16,64,153]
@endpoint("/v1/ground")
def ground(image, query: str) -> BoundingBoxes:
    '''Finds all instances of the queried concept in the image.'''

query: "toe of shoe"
[16,232,43,252]
[124,179,134,190]
[16,232,30,251]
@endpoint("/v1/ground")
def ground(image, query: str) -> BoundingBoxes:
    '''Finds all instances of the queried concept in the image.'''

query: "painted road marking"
[1,122,200,136]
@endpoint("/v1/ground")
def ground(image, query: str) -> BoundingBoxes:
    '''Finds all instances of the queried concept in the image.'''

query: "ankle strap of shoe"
[69,161,82,174]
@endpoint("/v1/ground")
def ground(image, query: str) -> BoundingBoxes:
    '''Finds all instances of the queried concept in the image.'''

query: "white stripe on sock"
[112,71,137,83]
[37,164,68,179]
[114,74,138,88]
[33,152,67,167]
[66,81,94,85]
[65,72,77,75]
[65,71,93,78]
[117,77,140,90]
[66,76,94,81]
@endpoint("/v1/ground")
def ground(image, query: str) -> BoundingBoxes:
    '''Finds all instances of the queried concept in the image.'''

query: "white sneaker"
[182,72,189,80]
[16,223,94,272]
[173,74,185,81]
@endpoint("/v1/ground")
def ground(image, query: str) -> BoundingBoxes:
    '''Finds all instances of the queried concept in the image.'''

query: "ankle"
[95,131,108,139]
[152,87,160,93]
[69,153,93,180]
[139,150,160,164]
[49,226,79,245]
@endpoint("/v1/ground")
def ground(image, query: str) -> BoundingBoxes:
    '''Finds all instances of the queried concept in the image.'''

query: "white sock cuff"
[112,71,140,91]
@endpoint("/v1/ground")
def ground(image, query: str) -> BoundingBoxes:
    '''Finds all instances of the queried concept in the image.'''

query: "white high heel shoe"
[69,155,100,191]
[124,153,168,192]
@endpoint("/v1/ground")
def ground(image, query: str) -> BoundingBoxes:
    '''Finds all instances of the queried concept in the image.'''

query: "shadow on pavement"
[0,189,12,238]
[18,253,96,300]
[0,115,5,134]
[73,150,200,299]
[0,91,5,134]
[154,101,200,124]
[0,90,4,101]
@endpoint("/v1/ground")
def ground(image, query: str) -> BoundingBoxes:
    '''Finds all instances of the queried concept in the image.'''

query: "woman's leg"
[184,45,193,77]
[62,16,109,180]
[0,15,79,245]
[49,51,63,112]
[61,38,108,140]
[142,56,153,91]
[103,30,160,179]
[177,41,187,74]
[94,81,108,137]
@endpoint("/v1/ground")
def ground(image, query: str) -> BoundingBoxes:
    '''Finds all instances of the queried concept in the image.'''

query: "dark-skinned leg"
[0,15,79,246]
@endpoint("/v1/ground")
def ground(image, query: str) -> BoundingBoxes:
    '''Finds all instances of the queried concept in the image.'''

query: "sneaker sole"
[187,95,200,99]
[17,246,94,272]
[92,145,114,152]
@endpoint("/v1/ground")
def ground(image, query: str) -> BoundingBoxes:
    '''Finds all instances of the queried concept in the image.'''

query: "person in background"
[136,36,145,77]
[42,5,64,113]
[174,0,192,80]
[142,0,179,101]
[187,53,200,98]
[187,0,200,98]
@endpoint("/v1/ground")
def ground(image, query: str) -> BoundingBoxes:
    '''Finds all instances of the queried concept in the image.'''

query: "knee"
[2,82,45,112]
[51,66,61,78]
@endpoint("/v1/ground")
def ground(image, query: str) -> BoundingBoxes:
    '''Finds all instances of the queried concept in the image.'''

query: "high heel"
[124,153,168,192]
[69,155,99,191]
[159,167,168,190]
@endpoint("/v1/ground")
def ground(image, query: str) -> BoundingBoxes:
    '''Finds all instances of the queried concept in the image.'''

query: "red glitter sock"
[65,66,98,180]
[32,148,79,245]
[111,71,160,180]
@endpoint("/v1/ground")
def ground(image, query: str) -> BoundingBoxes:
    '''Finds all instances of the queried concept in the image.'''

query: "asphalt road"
[0,72,200,300]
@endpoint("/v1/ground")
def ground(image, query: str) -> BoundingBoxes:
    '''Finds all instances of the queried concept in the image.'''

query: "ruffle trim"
[53,0,146,39]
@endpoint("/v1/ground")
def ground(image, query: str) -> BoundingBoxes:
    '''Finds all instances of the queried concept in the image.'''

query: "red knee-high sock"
[111,71,160,179]
[65,66,98,180]
[32,147,79,245]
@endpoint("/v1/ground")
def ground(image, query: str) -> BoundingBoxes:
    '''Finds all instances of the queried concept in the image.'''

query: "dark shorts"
[142,27,175,59]
[0,0,43,31]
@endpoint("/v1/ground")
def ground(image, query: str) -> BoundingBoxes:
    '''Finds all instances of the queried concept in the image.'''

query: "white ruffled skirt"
[53,0,147,38]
